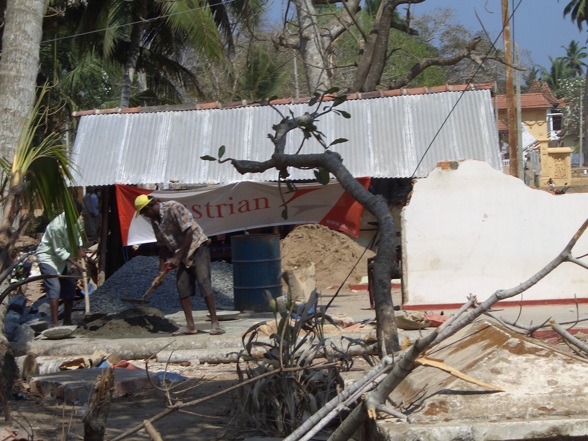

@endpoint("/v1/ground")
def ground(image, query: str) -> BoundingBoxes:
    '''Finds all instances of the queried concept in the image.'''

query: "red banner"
[116,179,370,246]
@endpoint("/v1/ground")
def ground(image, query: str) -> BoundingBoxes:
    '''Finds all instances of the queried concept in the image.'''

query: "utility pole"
[580,87,584,169]
[502,0,518,177]
[515,43,524,179]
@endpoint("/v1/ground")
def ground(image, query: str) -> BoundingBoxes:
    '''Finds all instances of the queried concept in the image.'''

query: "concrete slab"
[17,308,377,361]
[377,319,588,440]
[29,367,156,404]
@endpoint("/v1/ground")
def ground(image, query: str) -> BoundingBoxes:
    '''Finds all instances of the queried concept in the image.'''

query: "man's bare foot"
[210,325,225,335]
[172,327,198,336]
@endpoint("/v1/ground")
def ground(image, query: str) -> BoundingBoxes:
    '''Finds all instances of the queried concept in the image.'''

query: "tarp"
[116,178,370,246]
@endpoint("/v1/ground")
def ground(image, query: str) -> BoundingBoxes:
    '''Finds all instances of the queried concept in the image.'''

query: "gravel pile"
[89,256,235,315]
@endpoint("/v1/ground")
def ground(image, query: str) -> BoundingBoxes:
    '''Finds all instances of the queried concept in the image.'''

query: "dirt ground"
[3,224,376,440]
[4,355,378,441]
[4,361,243,441]
[7,220,588,440]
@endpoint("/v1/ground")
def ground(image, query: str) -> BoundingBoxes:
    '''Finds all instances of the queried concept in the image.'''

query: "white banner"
[116,179,369,246]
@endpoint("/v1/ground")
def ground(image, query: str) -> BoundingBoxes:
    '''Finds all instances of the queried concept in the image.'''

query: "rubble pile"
[89,256,234,315]
[281,224,374,289]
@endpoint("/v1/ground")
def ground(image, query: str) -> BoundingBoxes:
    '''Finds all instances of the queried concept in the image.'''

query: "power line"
[410,0,524,179]
[41,2,235,44]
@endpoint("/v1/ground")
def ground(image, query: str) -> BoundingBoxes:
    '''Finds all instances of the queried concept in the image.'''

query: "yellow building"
[495,82,572,189]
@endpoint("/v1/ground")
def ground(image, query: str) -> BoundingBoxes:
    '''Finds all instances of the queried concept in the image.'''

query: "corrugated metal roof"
[70,87,501,187]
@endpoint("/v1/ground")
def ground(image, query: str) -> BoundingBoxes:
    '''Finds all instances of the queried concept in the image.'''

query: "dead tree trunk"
[225,106,400,355]
[83,368,114,441]
[0,340,17,421]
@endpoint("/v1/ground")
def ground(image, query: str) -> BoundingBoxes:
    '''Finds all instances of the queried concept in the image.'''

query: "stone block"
[8,295,27,315]
[25,317,49,333]
[12,324,35,345]
[37,303,52,318]
[62,383,93,404]
[29,367,156,404]
[4,311,22,341]
[5,310,21,324]
[3,321,18,341]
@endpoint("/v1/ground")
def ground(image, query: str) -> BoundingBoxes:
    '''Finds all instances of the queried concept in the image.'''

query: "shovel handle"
[82,259,90,314]
[142,268,171,301]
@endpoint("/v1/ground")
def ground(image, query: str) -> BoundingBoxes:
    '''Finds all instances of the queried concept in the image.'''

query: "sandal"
[210,327,226,336]
[172,327,198,336]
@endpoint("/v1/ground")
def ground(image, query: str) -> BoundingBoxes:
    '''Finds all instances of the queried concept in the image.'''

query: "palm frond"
[160,0,225,60]
[11,84,83,255]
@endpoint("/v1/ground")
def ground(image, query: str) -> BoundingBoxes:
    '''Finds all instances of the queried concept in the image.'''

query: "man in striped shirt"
[134,194,224,336]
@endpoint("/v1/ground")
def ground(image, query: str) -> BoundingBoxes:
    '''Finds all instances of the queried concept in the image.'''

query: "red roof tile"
[527,79,543,93]
[495,93,556,110]
[71,82,495,117]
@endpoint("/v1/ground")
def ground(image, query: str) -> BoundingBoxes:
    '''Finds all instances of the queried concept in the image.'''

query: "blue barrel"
[231,234,282,312]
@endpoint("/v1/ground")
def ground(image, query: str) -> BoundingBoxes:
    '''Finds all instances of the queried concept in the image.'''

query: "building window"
[547,110,563,140]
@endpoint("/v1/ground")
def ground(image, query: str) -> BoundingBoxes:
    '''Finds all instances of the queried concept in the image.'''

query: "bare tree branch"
[326,218,588,441]
[550,320,588,356]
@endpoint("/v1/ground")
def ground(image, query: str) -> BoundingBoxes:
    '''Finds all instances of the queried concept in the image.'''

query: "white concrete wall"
[402,160,588,306]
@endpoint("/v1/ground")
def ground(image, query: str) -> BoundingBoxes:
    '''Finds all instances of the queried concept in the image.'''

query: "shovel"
[122,268,170,305]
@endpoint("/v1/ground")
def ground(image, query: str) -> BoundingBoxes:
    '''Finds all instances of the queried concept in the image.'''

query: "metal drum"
[231,234,282,312]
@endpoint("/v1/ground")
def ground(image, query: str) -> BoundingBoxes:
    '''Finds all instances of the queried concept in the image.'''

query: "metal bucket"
[231,234,282,312]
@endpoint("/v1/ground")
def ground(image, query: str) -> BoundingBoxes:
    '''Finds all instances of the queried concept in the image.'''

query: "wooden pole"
[502,0,518,177]
[515,42,524,179]
[98,187,109,286]
[82,258,90,314]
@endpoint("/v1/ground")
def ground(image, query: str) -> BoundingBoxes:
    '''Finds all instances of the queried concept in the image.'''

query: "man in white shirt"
[36,202,86,326]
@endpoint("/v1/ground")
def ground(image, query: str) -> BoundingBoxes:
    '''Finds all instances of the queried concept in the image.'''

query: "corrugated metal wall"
[70,89,501,187]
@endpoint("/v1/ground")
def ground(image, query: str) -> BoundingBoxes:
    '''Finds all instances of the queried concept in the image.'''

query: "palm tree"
[235,44,291,101]
[563,0,588,29]
[0,85,82,274]
[73,0,263,107]
[563,0,588,167]
[541,56,576,95]
[562,39,588,76]
[0,0,45,161]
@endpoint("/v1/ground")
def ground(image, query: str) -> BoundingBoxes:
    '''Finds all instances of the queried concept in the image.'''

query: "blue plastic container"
[231,234,282,312]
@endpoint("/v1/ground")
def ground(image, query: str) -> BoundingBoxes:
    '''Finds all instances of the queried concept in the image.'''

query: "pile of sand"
[280,224,374,290]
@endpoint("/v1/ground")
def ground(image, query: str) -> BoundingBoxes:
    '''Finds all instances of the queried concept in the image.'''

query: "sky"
[267,0,587,71]
[410,0,587,70]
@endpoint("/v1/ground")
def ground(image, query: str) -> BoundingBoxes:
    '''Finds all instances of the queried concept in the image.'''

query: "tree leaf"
[329,138,348,146]
[308,92,321,107]
[332,95,347,106]
[200,155,216,161]
[314,167,330,185]
[218,145,226,159]
[281,207,288,219]
[324,87,340,95]
[336,110,351,119]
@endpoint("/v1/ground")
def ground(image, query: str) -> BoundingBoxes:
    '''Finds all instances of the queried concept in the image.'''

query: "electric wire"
[40,0,524,165]
[41,1,240,44]
[410,0,524,179]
